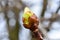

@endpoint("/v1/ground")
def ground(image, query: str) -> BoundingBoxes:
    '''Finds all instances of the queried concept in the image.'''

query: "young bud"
[22,7,38,29]
[22,7,43,40]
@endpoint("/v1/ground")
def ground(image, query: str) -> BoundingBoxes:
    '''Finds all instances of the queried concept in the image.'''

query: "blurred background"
[0,0,60,40]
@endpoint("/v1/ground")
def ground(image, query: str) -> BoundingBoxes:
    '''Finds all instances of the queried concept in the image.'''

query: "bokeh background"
[0,0,60,40]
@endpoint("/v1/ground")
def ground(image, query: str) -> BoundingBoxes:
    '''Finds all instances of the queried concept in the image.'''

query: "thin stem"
[33,29,43,40]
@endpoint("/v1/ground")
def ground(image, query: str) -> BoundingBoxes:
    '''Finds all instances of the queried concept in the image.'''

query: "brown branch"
[41,0,47,17]
[40,13,59,22]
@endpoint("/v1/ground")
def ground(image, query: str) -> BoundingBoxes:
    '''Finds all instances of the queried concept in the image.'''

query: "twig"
[23,7,43,40]
[33,29,43,40]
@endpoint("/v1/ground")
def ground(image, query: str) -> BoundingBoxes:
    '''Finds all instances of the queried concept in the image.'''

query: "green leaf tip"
[23,7,33,24]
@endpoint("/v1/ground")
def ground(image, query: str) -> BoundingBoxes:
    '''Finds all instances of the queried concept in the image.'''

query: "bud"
[22,7,43,40]
[22,7,39,30]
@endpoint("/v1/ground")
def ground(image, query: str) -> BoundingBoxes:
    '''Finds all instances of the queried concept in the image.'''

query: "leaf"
[23,7,33,24]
